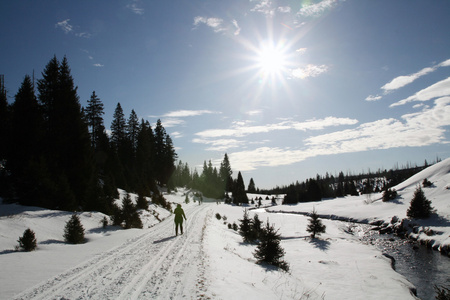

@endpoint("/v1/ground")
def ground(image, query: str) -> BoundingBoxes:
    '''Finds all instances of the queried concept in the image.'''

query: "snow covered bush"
[64,214,85,244]
[306,209,326,239]
[407,186,433,219]
[253,220,289,272]
[17,228,37,251]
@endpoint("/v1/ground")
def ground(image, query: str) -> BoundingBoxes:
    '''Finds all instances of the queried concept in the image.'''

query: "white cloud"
[298,0,338,17]
[367,58,450,101]
[76,32,92,38]
[55,19,73,34]
[291,64,328,79]
[170,131,183,138]
[192,138,245,152]
[250,0,275,16]
[163,110,220,118]
[382,67,435,92]
[195,117,357,139]
[365,95,382,102]
[93,63,104,67]
[229,97,450,171]
[193,16,226,33]
[232,20,241,36]
[278,6,291,13]
[296,48,307,55]
[390,77,450,107]
[161,118,186,128]
[127,1,144,15]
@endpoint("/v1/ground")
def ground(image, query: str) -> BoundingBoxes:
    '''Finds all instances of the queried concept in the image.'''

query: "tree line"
[0,56,176,214]
[263,161,438,204]
[169,153,249,204]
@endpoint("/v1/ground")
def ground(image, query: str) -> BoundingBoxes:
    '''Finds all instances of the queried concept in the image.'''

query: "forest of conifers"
[0,56,177,214]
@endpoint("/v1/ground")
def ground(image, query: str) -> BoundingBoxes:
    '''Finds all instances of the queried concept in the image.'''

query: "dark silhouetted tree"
[18,228,37,251]
[254,220,289,272]
[306,208,326,238]
[64,214,85,244]
[407,186,433,219]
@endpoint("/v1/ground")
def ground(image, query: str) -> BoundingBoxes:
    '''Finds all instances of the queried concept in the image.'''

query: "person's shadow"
[153,236,176,244]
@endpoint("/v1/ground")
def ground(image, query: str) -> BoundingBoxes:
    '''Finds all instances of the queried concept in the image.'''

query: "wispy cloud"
[55,19,73,34]
[382,67,435,92]
[127,0,144,15]
[298,0,338,17]
[55,19,91,39]
[229,97,450,171]
[366,58,450,102]
[163,109,220,118]
[250,0,275,16]
[93,63,104,67]
[195,116,357,139]
[390,77,450,107]
[193,138,245,152]
[291,64,328,79]
[193,16,226,33]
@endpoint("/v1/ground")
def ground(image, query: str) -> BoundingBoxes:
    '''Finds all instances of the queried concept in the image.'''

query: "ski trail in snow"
[14,204,212,300]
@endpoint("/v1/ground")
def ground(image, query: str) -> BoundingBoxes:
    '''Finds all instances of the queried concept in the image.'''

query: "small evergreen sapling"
[18,228,37,251]
[407,186,433,219]
[64,214,85,244]
[306,208,326,239]
[239,209,253,243]
[122,193,143,229]
[253,220,289,272]
[250,213,263,242]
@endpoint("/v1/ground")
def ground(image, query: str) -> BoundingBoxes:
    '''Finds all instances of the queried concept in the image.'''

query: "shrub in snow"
[215,213,222,220]
[101,216,109,228]
[253,220,289,272]
[232,222,238,231]
[227,223,232,229]
[306,209,326,239]
[382,188,398,202]
[407,187,433,219]
[64,214,85,244]
[18,228,37,251]
[422,178,432,187]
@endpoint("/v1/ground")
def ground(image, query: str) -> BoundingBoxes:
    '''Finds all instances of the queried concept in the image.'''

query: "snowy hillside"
[269,157,450,253]
[2,158,449,299]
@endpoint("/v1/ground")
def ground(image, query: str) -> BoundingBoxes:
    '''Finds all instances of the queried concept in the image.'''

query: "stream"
[348,223,450,300]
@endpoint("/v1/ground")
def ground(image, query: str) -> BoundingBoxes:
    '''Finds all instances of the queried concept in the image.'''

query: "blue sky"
[1,0,450,189]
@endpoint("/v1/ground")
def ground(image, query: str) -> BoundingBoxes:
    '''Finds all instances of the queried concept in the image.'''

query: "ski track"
[14,204,213,300]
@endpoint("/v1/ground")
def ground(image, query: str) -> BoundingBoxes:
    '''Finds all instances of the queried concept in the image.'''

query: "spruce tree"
[64,214,85,244]
[85,91,105,148]
[407,187,433,219]
[254,220,289,272]
[219,153,233,193]
[239,209,253,243]
[306,208,326,238]
[248,178,256,193]
[18,228,37,251]
[121,193,143,229]
[250,213,262,241]
[233,171,248,204]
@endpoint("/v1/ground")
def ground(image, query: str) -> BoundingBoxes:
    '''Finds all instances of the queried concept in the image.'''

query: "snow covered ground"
[268,157,450,254]
[2,159,449,299]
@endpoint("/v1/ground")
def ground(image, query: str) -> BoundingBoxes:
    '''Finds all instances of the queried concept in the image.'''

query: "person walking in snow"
[174,204,187,236]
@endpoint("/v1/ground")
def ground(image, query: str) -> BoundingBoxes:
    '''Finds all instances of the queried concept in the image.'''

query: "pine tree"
[254,220,289,272]
[407,186,433,219]
[121,193,143,229]
[85,91,105,148]
[233,171,248,204]
[239,209,253,243]
[18,228,37,251]
[64,214,85,244]
[111,102,127,151]
[250,213,263,241]
[306,208,326,238]
[248,178,256,193]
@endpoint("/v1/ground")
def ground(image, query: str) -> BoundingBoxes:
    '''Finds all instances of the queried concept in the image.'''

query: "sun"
[256,43,288,76]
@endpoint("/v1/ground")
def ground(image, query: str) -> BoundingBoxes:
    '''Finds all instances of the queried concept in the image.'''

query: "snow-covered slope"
[3,159,448,300]
[269,157,450,253]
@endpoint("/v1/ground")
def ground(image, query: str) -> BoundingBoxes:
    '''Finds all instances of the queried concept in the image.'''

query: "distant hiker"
[174,204,187,235]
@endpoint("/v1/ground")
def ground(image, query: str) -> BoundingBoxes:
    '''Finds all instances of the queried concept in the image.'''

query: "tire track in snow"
[13,204,211,300]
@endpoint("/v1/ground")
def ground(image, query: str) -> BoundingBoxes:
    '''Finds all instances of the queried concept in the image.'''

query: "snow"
[268,157,450,253]
[2,158,449,299]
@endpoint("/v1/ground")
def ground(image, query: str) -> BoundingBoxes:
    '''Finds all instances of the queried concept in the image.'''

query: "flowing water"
[353,224,450,300]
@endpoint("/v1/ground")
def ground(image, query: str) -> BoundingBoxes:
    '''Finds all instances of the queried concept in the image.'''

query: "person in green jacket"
[174,204,187,235]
